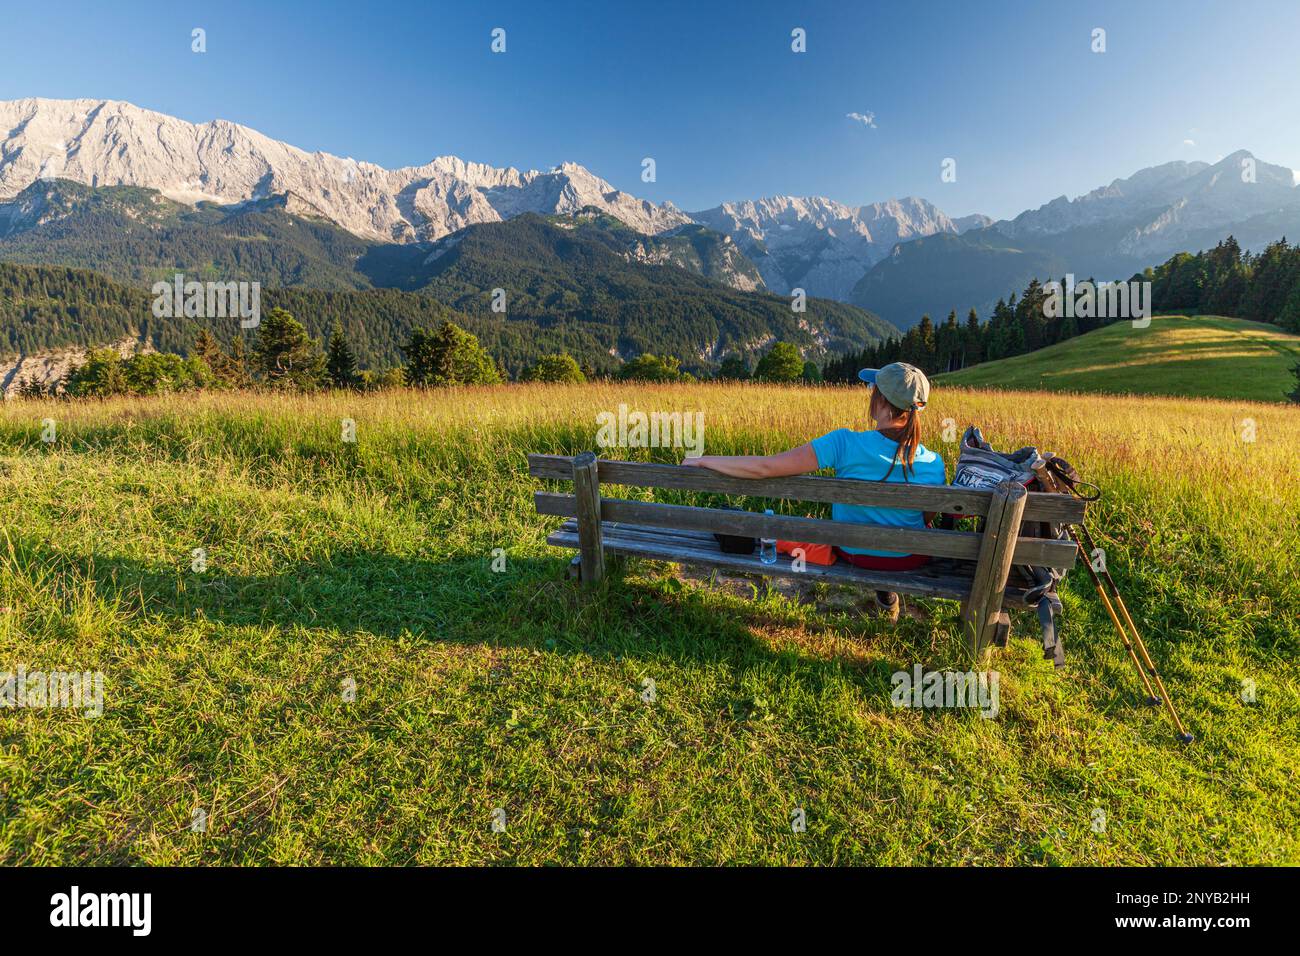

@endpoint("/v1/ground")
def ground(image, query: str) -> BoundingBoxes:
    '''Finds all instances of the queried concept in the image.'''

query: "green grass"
[0,383,1296,865]
[938,314,1300,402]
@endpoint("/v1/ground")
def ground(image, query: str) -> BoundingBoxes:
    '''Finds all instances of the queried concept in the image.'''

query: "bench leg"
[960,480,1027,662]
[569,553,622,582]
[991,610,1011,648]
[572,452,606,586]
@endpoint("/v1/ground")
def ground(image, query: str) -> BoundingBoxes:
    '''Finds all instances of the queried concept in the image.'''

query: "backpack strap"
[1044,456,1102,502]
[1038,593,1065,668]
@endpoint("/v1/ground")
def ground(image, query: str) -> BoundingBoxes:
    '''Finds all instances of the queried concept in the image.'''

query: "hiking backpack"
[951,426,1091,667]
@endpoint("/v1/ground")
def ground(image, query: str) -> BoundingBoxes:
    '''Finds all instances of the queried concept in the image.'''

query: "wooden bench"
[529,452,1083,659]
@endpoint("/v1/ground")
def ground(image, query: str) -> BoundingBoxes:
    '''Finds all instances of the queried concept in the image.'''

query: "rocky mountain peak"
[0,97,691,243]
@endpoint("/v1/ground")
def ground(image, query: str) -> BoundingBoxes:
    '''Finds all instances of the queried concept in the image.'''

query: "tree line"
[18,309,834,398]
[13,233,1300,402]
[1147,235,1300,331]
[23,309,506,398]
[823,278,1126,383]
[826,234,1300,398]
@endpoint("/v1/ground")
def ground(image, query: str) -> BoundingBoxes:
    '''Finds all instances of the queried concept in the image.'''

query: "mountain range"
[2,96,1298,343]
[0,98,971,303]
[689,195,976,301]
[851,152,1300,324]
[0,98,692,242]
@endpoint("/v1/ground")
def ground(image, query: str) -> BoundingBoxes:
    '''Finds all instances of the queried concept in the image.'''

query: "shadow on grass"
[8,534,934,710]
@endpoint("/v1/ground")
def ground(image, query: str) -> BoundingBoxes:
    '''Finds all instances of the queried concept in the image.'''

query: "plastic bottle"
[760,509,778,565]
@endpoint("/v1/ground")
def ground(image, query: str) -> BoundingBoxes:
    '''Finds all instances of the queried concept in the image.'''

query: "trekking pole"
[1074,522,1194,745]
[1035,462,1193,744]
[1032,464,1152,699]
[1063,523,1161,706]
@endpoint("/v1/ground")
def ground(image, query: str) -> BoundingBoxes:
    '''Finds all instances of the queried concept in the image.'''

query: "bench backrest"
[528,453,1082,569]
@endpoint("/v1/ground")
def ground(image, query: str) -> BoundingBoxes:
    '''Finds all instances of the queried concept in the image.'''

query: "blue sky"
[2,0,1297,219]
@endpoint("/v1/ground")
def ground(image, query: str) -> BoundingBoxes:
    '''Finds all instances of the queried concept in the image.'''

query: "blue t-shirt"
[809,429,948,557]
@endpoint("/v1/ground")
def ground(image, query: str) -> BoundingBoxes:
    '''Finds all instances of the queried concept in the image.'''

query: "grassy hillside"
[939,314,1300,402]
[1,382,1295,865]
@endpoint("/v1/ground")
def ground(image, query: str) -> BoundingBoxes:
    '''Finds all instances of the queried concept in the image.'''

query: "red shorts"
[776,540,931,571]
[832,547,931,571]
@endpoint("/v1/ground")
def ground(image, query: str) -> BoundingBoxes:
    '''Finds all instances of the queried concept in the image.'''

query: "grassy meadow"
[938,314,1300,402]
[0,381,1297,865]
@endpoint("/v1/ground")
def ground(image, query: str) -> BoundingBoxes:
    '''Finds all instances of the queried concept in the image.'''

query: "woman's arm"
[682,443,820,479]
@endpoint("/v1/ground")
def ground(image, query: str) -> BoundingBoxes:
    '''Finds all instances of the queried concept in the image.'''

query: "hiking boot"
[872,590,900,624]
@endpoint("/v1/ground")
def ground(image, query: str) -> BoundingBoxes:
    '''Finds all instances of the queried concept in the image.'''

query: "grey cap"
[858,362,930,410]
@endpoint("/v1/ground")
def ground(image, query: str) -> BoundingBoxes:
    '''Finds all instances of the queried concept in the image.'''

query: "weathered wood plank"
[960,480,1028,661]
[534,491,1076,568]
[544,529,986,600]
[552,519,989,590]
[527,453,1085,523]
[572,452,605,585]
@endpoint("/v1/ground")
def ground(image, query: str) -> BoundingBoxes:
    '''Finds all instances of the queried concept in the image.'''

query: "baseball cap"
[858,362,930,410]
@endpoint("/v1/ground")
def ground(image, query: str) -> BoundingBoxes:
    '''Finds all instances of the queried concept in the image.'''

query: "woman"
[683,362,947,621]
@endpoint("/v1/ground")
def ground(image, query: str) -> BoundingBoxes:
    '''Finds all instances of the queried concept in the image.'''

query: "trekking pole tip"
[1178,732,1194,745]
[1146,696,1161,707]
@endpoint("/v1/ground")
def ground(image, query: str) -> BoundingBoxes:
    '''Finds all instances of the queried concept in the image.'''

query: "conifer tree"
[326,322,360,389]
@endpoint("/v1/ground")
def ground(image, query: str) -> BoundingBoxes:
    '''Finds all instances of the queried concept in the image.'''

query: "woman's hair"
[870,388,922,481]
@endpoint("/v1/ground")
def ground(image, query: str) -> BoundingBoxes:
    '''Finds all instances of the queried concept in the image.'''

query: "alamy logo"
[151,273,261,328]
[595,404,704,457]
[891,666,999,718]
[1044,274,1151,328]
[1,667,103,717]
[50,886,151,936]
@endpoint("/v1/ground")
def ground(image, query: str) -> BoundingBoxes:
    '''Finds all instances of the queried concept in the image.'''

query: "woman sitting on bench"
[683,362,947,621]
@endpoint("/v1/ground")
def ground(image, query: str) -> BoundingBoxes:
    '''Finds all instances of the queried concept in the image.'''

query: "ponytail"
[870,389,922,481]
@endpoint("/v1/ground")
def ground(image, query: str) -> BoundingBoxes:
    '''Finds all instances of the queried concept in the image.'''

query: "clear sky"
[2,0,1297,220]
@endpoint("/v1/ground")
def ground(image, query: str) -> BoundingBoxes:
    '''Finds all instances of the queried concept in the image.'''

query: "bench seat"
[546,518,1036,603]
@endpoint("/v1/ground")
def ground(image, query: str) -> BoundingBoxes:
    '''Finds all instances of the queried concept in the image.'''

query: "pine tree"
[228,336,254,389]
[963,308,982,367]
[900,315,936,371]
[1278,278,1300,334]
[254,308,327,390]
[192,329,237,386]
[65,348,129,397]
[325,322,360,389]
[1017,279,1047,351]
[403,321,501,386]
[937,310,960,372]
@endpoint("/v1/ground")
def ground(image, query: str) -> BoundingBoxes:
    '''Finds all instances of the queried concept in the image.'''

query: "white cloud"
[846,111,877,129]
[1293,169,1300,187]
[1182,139,1196,147]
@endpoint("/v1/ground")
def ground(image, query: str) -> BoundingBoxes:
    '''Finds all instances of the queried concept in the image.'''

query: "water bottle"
[760,509,778,565]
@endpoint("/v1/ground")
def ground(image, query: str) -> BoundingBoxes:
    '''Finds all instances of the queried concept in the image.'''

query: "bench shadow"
[6,535,951,708]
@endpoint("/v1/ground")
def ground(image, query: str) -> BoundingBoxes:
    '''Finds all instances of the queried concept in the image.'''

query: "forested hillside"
[1,185,897,376]
[0,257,893,378]
[0,180,374,290]
[357,212,896,368]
